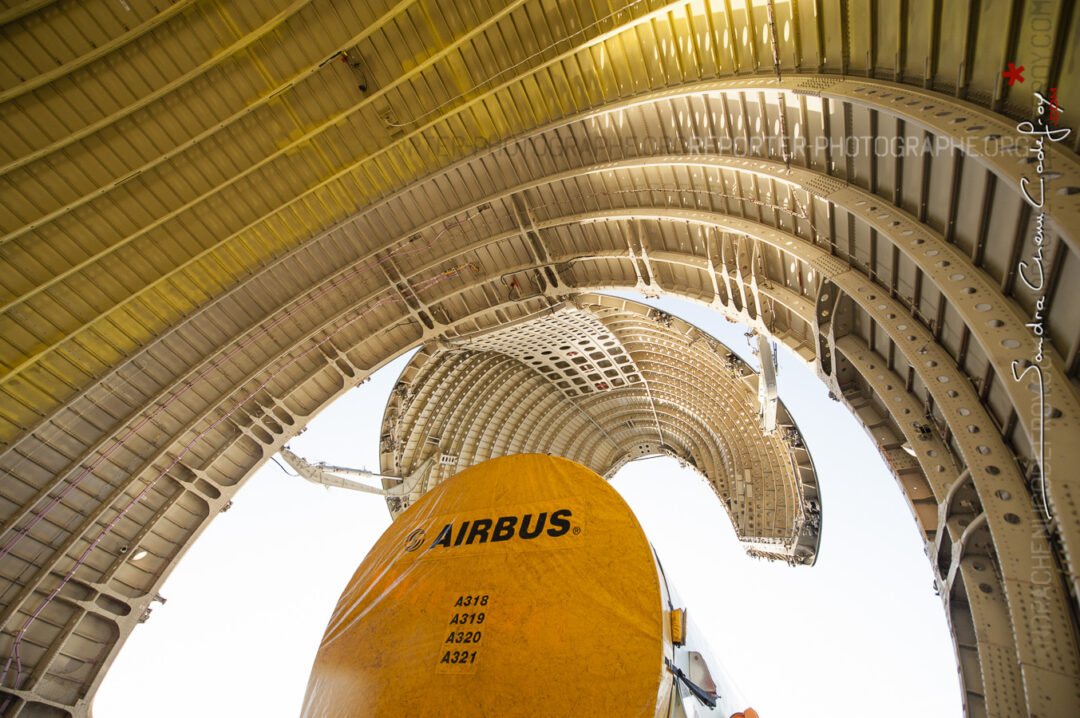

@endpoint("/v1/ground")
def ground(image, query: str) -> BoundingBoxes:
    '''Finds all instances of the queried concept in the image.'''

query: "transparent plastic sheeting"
[301,454,674,717]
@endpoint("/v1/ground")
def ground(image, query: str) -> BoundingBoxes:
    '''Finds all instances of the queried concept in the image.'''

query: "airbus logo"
[403,528,426,552]
[405,509,575,553]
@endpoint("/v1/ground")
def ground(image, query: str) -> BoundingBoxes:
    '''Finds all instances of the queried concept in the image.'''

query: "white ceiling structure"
[377,293,821,563]
[0,1,1079,716]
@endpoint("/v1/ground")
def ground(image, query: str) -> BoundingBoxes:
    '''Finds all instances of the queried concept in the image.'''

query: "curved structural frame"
[0,1,1079,716]
[376,293,822,564]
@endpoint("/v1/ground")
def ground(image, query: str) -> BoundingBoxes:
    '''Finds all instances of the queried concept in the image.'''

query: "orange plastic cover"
[301,454,670,717]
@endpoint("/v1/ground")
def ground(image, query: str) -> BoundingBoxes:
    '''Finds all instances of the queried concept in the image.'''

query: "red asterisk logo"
[1002,62,1025,86]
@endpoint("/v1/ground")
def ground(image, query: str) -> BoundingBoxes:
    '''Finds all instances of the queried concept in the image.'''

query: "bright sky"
[95,294,962,717]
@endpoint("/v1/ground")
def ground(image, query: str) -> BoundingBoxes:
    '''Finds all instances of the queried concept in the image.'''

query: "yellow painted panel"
[302,453,670,717]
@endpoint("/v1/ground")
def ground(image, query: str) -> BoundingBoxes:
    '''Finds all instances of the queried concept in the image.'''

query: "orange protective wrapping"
[301,454,671,717]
